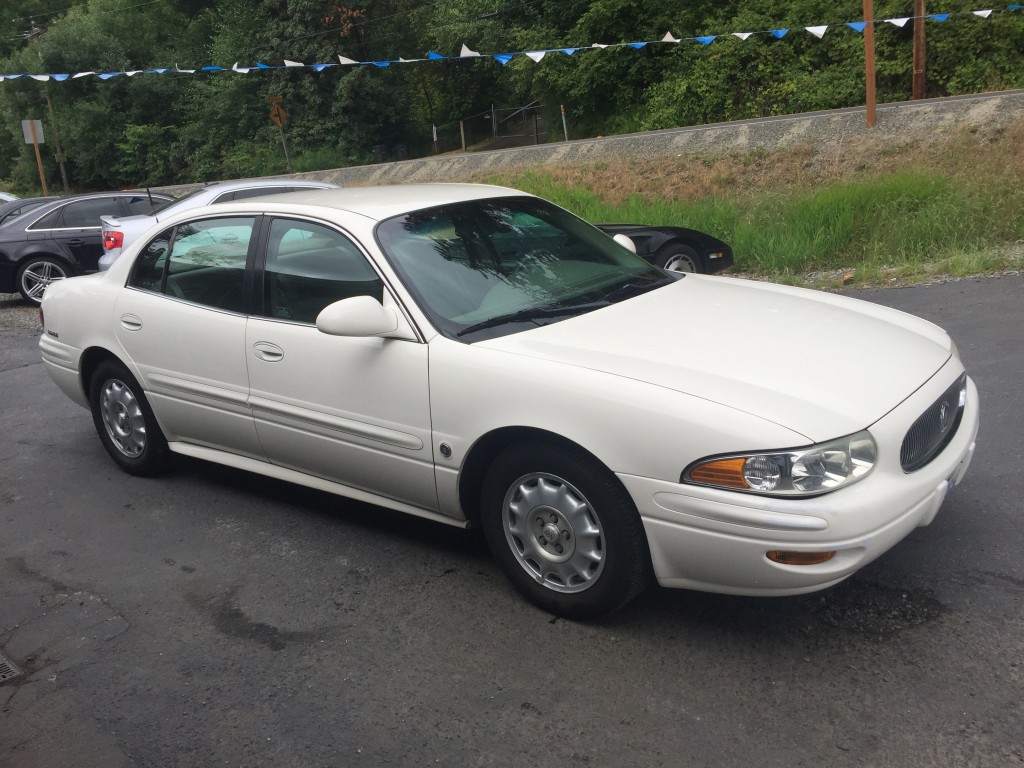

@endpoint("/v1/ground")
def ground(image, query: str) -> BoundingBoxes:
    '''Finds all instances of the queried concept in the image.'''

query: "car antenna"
[146,187,153,204]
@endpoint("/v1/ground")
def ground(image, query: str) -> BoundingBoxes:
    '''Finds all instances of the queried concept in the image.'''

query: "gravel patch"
[0,293,42,330]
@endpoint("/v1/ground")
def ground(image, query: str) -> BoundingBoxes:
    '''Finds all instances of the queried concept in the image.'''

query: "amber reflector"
[766,550,836,566]
[689,457,748,489]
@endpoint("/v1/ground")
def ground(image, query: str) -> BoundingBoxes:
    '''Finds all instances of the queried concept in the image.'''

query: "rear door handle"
[252,342,284,362]
[120,314,143,331]
[66,239,84,246]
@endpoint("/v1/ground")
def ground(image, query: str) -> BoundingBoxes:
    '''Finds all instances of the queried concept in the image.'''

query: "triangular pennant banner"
[806,25,828,38]
[460,44,480,57]
[847,21,868,32]
[126,70,143,76]
[973,10,993,18]
[73,72,95,78]
[312,63,332,72]
[592,43,609,48]
[98,72,121,80]
[176,64,196,73]
[627,42,648,49]
[427,51,445,60]
[662,32,681,43]
[255,62,271,69]
[561,48,579,55]
[51,74,69,81]
[885,18,910,27]
[525,51,546,62]
[337,56,358,65]
[770,29,789,38]
[283,60,303,67]
[372,62,390,67]
[695,36,716,45]
[928,13,950,21]
[232,62,251,73]
[29,74,50,81]
[151,68,170,74]
[733,32,754,40]
[493,53,513,65]
[201,66,223,72]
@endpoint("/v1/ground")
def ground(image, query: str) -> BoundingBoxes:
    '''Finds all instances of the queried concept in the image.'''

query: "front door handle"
[66,239,84,246]
[252,342,284,362]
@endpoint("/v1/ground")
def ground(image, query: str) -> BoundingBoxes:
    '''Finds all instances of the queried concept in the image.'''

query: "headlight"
[683,430,877,497]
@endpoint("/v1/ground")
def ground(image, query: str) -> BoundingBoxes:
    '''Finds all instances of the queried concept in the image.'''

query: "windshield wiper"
[456,301,608,337]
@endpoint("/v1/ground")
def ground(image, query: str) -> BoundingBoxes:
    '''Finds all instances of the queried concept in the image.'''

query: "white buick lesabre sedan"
[39,185,979,618]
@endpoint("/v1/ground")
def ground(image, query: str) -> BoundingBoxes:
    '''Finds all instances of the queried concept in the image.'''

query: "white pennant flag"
[175,64,196,73]
[732,32,754,41]
[125,70,142,77]
[73,71,95,78]
[973,10,993,18]
[885,17,910,27]
[337,55,358,65]
[525,51,546,62]
[805,25,828,39]
[30,74,50,81]
[592,43,609,48]
[232,62,251,73]
[460,44,480,57]
[283,60,303,67]
[661,32,680,43]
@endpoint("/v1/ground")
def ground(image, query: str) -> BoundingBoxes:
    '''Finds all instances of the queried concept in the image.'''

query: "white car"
[98,179,339,271]
[39,185,979,618]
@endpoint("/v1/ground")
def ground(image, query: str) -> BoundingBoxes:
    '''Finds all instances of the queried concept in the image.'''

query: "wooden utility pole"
[912,0,926,99]
[863,0,877,127]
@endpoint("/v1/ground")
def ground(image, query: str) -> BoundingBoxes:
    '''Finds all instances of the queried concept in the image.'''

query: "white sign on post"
[22,119,44,144]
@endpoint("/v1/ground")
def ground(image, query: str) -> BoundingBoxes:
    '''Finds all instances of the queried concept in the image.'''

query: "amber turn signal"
[766,550,836,566]
[688,457,748,489]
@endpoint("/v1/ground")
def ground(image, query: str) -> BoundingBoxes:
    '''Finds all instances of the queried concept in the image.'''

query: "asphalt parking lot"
[1,276,1022,768]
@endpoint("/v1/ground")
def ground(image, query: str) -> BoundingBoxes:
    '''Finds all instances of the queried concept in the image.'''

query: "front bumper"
[618,368,979,596]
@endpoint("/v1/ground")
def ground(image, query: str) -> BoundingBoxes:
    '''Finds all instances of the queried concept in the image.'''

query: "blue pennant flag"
[201,66,223,72]
[695,36,716,45]
[427,51,446,60]
[150,68,170,74]
[98,72,121,79]
[928,13,950,21]
[493,53,513,65]
[1009,3,1023,8]
[256,62,272,69]
[847,21,868,32]
[52,74,69,81]
[372,61,390,67]
[561,48,579,55]
[770,29,789,39]
[312,63,332,71]
[627,42,648,49]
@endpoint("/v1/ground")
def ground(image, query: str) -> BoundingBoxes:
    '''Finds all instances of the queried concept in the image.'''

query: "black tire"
[480,441,651,619]
[655,244,701,274]
[89,360,170,476]
[17,256,72,305]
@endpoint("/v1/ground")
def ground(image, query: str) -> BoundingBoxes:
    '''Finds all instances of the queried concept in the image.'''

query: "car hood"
[477,275,952,442]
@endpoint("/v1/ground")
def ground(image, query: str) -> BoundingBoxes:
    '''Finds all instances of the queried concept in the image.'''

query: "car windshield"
[376,196,673,341]
[147,189,206,216]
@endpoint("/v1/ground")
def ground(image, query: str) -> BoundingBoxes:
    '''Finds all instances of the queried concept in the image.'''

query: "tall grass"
[480,126,1024,281]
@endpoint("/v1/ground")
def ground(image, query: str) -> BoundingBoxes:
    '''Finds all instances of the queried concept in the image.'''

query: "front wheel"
[480,442,651,619]
[89,360,170,476]
[17,256,71,305]
[656,245,701,274]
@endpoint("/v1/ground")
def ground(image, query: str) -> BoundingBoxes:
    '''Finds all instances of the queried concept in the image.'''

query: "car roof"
[219,184,531,222]
[196,178,336,191]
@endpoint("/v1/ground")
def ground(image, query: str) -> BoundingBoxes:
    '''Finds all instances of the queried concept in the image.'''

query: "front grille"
[901,374,967,472]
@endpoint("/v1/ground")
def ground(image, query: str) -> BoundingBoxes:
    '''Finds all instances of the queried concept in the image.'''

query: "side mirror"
[612,233,637,254]
[316,295,399,337]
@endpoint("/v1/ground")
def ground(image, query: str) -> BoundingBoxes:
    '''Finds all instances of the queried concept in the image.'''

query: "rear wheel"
[480,442,650,619]
[17,256,70,305]
[89,360,169,476]
[655,245,701,274]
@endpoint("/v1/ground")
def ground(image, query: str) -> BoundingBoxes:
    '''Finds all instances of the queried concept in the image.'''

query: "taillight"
[103,230,124,251]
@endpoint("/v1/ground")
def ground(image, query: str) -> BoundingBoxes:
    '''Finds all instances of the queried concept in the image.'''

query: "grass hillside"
[476,119,1024,287]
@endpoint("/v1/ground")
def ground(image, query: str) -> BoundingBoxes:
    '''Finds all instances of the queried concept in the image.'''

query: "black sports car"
[595,223,733,274]
[0,191,172,304]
